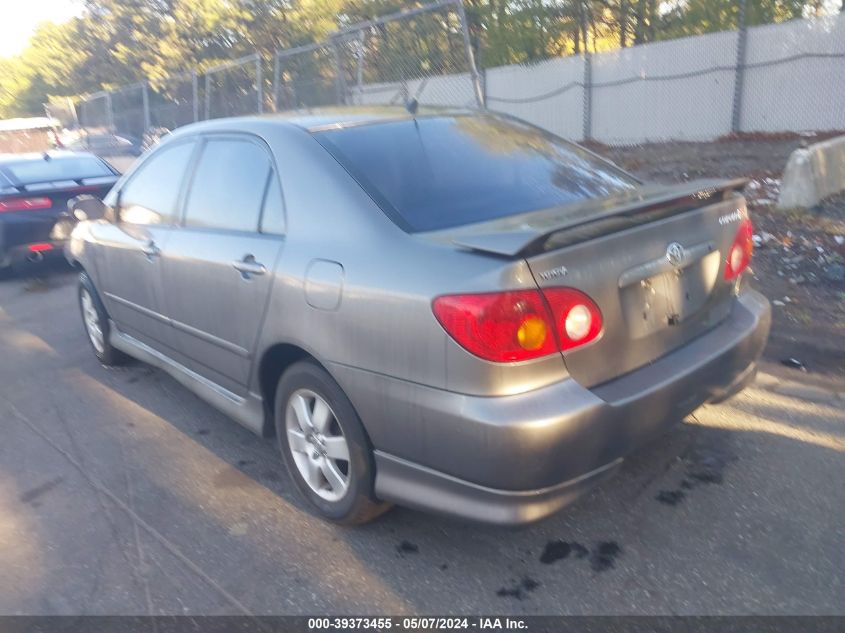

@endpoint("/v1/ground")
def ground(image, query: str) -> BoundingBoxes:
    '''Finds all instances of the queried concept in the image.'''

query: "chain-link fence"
[149,72,198,131]
[272,0,482,112]
[72,0,844,150]
[109,82,148,141]
[76,53,262,145]
[43,97,79,131]
[204,54,264,120]
[77,91,112,135]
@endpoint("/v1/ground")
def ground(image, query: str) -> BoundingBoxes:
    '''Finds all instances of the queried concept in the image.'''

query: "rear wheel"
[78,272,128,366]
[275,360,390,525]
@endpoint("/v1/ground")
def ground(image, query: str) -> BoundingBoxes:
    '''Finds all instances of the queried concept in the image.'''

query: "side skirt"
[109,320,266,436]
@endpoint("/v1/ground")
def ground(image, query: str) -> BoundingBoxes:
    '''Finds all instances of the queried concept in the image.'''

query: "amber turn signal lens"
[517,316,548,351]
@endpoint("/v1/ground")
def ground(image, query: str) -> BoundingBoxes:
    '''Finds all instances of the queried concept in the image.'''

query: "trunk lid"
[448,179,750,388]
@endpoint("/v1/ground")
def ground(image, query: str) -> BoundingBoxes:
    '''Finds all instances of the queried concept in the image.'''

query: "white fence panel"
[742,14,845,133]
[408,72,476,108]
[591,30,738,144]
[354,73,474,108]
[356,81,405,105]
[485,56,585,141]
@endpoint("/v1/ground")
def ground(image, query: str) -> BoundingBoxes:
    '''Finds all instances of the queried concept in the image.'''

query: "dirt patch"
[591,138,845,378]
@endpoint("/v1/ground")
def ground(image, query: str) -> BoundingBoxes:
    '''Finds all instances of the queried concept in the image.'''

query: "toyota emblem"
[666,242,685,268]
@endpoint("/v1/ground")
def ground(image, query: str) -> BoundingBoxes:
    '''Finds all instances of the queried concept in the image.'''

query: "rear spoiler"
[451,178,748,258]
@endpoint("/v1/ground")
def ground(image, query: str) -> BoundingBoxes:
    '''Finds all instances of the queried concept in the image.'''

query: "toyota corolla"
[66,109,770,525]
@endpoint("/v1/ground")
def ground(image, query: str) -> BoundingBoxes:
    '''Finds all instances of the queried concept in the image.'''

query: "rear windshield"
[315,115,638,232]
[3,155,113,185]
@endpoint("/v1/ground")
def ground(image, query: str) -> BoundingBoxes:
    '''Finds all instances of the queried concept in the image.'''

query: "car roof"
[169,106,478,137]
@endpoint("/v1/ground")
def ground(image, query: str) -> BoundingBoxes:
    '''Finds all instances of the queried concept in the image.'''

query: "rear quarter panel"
[250,124,567,399]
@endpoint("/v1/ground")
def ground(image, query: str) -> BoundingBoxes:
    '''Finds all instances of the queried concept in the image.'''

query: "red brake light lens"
[432,290,557,362]
[724,217,754,280]
[432,287,603,362]
[0,197,52,212]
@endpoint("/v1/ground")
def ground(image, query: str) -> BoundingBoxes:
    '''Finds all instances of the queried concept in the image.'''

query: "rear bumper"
[0,214,64,268]
[335,288,771,525]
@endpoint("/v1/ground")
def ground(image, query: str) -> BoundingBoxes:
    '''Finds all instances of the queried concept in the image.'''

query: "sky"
[0,0,82,58]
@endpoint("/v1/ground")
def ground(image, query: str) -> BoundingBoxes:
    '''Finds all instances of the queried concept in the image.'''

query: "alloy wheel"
[81,289,105,354]
[285,388,350,502]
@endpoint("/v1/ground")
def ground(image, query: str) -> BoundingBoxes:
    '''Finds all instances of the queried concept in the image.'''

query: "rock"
[773,300,785,306]
[834,236,844,246]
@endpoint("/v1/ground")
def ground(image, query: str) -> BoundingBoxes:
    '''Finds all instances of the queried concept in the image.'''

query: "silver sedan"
[66,109,770,524]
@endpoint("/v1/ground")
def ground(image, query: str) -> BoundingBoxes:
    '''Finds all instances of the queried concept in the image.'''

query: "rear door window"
[119,141,195,226]
[183,138,271,233]
[315,114,639,232]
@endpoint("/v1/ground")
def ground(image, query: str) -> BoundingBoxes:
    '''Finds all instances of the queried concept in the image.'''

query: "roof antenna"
[405,97,419,116]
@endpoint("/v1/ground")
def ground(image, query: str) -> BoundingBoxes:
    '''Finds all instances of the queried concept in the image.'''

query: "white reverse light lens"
[564,304,592,341]
[730,245,743,274]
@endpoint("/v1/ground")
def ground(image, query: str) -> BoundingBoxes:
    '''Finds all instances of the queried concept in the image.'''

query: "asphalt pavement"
[1,266,843,615]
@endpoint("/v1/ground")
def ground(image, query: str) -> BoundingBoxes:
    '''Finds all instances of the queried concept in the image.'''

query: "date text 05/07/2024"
[307,617,528,631]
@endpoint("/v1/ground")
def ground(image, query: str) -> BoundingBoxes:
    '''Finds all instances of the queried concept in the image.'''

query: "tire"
[78,271,128,366]
[275,360,391,525]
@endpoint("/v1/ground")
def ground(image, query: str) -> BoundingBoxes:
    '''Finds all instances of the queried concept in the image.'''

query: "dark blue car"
[0,151,118,271]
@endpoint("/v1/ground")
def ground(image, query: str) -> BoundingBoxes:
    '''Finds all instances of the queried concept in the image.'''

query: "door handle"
[141,239,159,259]
[232,255,266,279]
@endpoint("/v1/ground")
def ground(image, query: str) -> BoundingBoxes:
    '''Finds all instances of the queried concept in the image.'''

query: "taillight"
[432,287,603,362]
[0,197,52,212]
[432,290,557,362]
[541,288,603,351]
[724,218,754,280]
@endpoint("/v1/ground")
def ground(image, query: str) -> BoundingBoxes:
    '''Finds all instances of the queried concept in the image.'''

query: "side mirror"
[68,195,108,222]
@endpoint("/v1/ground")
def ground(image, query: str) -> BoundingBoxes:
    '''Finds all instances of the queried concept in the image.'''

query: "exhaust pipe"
[26,250,45,264]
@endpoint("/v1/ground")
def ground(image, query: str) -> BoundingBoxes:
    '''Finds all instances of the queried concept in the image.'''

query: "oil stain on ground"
[538,539,619,572]
[496,576,540,600]
[656,429,736,505]
[539,540,588,564]
[656,489,686,505]
[396,540,419,556]
[589,542,621,572]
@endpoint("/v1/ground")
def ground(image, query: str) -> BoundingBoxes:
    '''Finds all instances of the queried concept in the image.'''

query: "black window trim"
[176,131,287,238]
[114,137,200,227]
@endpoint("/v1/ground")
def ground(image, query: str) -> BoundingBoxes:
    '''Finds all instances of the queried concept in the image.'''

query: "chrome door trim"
[106,291,250,358]
[104,292,170,323]
[171,319,251,358]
